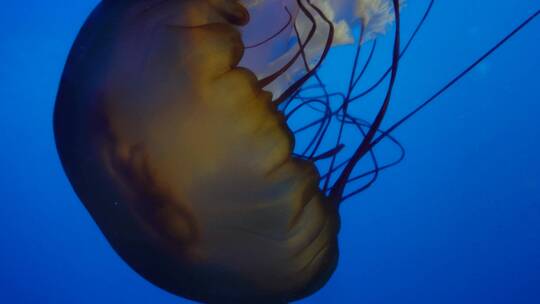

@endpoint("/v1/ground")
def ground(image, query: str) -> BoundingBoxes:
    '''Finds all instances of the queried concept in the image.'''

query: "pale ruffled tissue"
[239,0,404,95]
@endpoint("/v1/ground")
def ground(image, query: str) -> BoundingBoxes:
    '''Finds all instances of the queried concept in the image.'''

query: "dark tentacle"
[273,0,335,105]
[329,0,401,204]
[244,7,293,49]
[350,0,434,101]
[258,0,317,87]
[369,8,540,150]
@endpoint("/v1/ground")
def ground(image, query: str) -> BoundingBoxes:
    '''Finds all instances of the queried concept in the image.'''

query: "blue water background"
[1,0,539,303]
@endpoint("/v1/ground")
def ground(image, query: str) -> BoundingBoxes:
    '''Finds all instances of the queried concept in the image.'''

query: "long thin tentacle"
[274,0,335,104]
[258,0,317,87]
[329,0,402,204]
[369,8,540,150]
[244,8,293,49]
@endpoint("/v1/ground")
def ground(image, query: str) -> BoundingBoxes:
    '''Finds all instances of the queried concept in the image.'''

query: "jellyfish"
[53,0,539,303]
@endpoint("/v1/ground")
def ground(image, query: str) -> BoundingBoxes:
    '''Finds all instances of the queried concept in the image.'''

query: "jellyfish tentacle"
[318,119,405,185]
[291,103,334,135]
[347,27,367,92]
[338,115,406,202]
[258,0,318,87]
[274,0,335,105]
[287,82,406,199]
[280,0,434,138]
[329,0,402,204]
[322,114,377,195]
[291,73,335,159]
[285,1,537,204]
[244,7,293,49]
[286,97,332,154]
[310,144,345,162]
[341,118,380,198]
[350,0,434,101]
[350,39,377,91]
[369,8,540,150]
[332,4,540,202]
[294,21,311,71]
[283,0,433,198]
[284,90,334,159]
[321,116,406,202]
[304,74,337,159]
[322,25,366,192]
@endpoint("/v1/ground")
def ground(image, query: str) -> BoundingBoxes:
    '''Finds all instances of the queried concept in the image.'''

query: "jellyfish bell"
[53,0,366,302]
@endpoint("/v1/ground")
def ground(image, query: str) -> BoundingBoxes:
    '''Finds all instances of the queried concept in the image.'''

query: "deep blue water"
[1,1,539,303]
